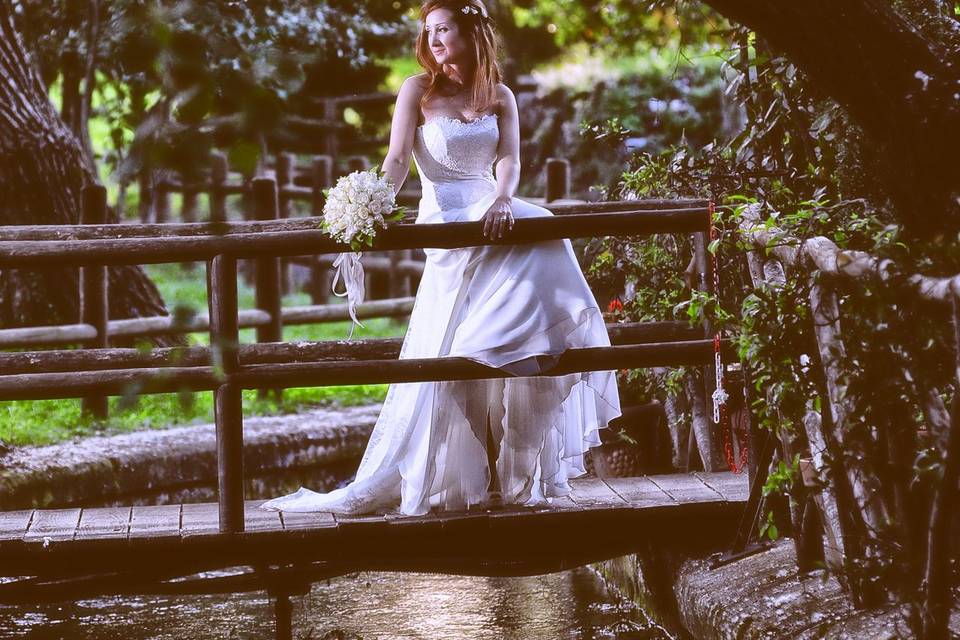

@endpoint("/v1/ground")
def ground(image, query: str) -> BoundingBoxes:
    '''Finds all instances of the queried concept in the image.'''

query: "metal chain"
[709,200,748,474]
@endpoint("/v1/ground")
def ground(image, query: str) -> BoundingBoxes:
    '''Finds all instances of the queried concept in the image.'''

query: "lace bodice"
[412,114,499,215]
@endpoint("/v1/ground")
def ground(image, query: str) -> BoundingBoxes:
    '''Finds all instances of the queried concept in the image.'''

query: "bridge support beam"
[274,593,293,640]
[209,253,245,533]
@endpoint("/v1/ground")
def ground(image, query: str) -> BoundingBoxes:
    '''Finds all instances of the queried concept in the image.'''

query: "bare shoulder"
[495,83,518,114]
[401,73,431,95]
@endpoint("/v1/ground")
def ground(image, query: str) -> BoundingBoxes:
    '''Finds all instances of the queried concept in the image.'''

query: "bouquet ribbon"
[331,251,366,339]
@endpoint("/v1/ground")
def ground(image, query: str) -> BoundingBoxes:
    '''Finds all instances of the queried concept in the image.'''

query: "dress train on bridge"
[261,114,622,516]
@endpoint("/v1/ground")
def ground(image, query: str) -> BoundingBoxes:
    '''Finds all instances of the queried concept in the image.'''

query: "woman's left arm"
[483,84,521,239]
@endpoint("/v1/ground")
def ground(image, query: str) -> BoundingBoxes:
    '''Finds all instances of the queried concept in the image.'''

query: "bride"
[262,0,622,516]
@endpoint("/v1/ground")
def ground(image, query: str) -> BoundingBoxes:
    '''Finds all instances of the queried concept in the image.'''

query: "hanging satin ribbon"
[331,251,366,339]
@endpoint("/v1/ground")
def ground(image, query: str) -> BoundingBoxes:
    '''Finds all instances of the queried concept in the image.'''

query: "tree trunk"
[698,0,960,237]
[0,3,179,347]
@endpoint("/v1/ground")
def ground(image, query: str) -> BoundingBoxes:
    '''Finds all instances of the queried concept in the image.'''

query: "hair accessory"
[461,4,480,15]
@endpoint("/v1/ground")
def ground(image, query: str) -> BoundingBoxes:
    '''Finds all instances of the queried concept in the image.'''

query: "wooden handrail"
[0,208,710,268]
[0,321,701,375]
[0,340,733,401]
[3,183,716,534]
[0,300,416,349]
[0,200,708,241]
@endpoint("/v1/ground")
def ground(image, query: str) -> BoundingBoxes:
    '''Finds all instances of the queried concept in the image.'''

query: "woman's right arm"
[381,75,425,195]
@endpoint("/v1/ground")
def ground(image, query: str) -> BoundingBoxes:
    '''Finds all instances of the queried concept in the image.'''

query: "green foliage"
[12,0,413,179]
[1,263,407,447]
[515,0,727,53]
[763,453,800,498]
[759,509,779,542]
[521,43,726,199]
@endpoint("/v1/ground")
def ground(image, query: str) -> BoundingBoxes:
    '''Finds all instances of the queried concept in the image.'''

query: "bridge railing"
[0,182,724,533]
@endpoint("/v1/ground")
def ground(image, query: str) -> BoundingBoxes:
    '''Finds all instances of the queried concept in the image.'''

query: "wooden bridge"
[0,188,760,638]
[0,473,747,603]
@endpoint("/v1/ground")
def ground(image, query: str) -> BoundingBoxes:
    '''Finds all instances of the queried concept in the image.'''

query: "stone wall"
[0,404,380,509]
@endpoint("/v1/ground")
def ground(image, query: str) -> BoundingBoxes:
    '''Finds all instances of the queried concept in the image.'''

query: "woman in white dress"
[262,0,621,516]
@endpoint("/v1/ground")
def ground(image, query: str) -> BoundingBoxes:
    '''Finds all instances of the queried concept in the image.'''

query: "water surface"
[0,564,667,639]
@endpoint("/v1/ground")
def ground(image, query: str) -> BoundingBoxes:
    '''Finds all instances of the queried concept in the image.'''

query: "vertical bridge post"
[252,178,283,402]
[80,185,109,419]
[309,156,334,304]
[692,210,722,471]
[208,253,244,533]
[275,153,295,295]
[544,157,570,203]
[209,151,229,223]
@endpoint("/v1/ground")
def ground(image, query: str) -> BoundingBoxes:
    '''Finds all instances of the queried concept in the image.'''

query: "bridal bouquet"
[321,168,405,339]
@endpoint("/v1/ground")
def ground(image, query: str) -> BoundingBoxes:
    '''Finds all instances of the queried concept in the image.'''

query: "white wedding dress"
[262,113,622,516]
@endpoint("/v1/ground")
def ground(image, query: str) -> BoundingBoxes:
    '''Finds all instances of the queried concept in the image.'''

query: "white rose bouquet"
[321,168,405,338]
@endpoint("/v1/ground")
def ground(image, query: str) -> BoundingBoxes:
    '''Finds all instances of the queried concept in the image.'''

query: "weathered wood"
[209,254,245,534]
[694,471,750,502]
[544,158,570,203]
[280,510,337,531]
[244,500,283,533]
[275,153,295,295]
[0,322,98,347]
[0,208,710,268]
[0,366,219,400]
[691,228,724,472]
[23,508,82,542]
[275,593,293,640]
[0,476,747,587]
[154,180,169,224]
[808,279,889,537]
[567,478,629,507]
[129,505,181,539]
[740,202,960,304]
[603,476,676,507]
[802,409,846,571]
[0,319,698,373]
[685,370,722,473]
[80,185,110,419]
[0,511,33,541]
[138,167,152,223]
[181,503,222,537]
[3,301,691,349]
[0,297,422,348]
[0,201,707,242]
[252,178,283,402]
[181,189,198,224]
[230,340,727,389]
[209,152,229,223]
[0,340,731,401]
[76,507,131,541]
[280,298,412,326]
[647,474,726,504]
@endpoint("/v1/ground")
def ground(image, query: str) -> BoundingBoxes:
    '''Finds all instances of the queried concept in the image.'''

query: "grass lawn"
[1,263,408,447]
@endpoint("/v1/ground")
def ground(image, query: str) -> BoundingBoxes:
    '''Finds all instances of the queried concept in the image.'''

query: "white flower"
[322,169,400,248]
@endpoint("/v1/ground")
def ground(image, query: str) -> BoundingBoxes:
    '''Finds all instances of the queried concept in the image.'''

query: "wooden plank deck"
[0,473,748,583]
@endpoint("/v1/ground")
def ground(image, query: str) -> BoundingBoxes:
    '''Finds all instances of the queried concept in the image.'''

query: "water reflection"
[0,564,666,639]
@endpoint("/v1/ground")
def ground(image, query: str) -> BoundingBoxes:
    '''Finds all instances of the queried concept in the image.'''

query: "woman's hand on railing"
[481,196,515,240]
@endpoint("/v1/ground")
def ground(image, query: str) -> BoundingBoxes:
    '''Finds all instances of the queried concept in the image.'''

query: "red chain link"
[709,200,749,474]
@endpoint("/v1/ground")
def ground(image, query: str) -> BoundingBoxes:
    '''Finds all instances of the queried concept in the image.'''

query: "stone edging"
[0,403,381,510]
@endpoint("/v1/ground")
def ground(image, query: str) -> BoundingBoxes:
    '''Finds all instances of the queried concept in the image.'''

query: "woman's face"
[424,8,470,66]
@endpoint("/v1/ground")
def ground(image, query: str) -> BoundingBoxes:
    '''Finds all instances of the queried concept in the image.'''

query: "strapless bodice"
[412,114,499,215]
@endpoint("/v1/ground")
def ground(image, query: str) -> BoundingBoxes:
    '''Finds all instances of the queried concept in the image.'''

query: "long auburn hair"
[415,0,502,114]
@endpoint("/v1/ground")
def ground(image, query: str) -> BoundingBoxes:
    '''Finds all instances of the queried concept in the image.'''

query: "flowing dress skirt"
[262,190,622,515]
